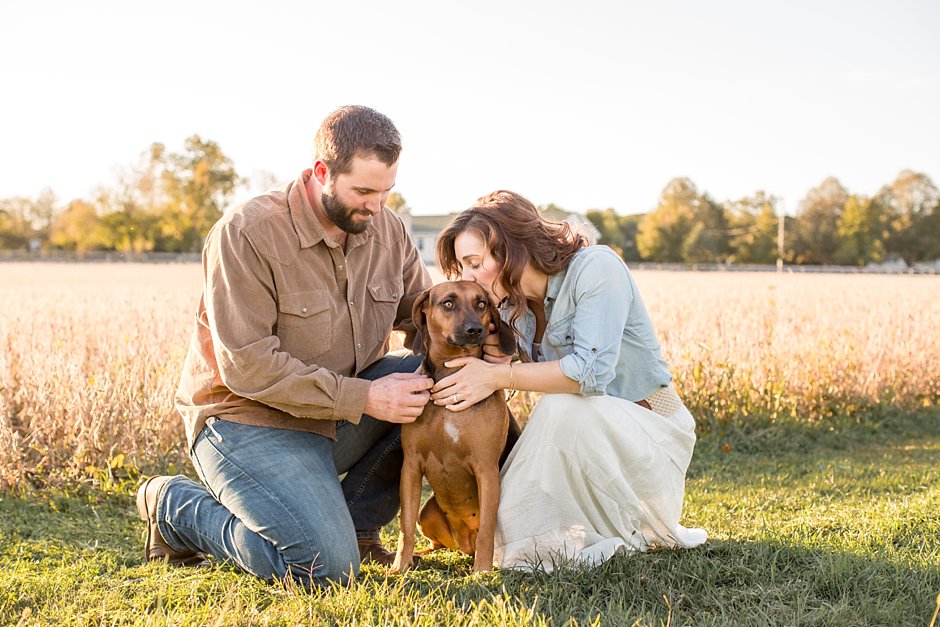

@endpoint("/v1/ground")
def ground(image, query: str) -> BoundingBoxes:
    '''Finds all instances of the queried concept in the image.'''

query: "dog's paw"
[389,554,414,574]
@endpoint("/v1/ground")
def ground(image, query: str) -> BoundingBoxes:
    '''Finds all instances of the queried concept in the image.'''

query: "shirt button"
[338,265,344,270]
[356,343,362,349]
[349,301,355,306]
[302,307,308,313]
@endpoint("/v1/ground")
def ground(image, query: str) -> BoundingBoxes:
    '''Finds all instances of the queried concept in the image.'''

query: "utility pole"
[776,202,785,273]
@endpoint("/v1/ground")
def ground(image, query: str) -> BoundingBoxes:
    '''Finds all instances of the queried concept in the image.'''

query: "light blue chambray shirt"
[503,245,672,402]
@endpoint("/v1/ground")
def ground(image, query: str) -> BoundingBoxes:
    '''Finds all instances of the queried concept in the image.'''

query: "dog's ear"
[489,302,517,357]
[406,289,432,356]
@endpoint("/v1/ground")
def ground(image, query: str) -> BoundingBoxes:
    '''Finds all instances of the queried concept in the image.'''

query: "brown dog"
[391,281,517,573]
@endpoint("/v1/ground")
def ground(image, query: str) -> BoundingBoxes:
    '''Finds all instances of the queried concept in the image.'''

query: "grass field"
[1,262,938,625]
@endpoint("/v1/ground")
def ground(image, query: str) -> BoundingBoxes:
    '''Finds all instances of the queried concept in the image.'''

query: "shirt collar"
[287,169,379,250]
[288,170,325,248]
[545,265,566,303]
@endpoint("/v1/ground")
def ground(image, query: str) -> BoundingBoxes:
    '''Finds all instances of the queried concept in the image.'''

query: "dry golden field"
[1,262,938,490]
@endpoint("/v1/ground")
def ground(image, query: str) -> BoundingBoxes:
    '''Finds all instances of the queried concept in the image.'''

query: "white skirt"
[495,389,707,571]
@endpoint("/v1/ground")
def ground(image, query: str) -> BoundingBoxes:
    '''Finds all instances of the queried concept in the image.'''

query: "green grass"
[2,410,938,626]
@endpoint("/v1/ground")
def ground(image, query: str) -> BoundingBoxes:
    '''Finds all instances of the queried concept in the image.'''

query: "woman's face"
[453,230,507,303]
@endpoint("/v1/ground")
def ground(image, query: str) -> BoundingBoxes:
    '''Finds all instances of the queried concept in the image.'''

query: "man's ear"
[313,160,330,186]
[407,289,432,356]
[489,303,517,356]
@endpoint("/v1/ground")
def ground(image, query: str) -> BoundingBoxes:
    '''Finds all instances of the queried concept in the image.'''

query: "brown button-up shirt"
[175,171,432,447]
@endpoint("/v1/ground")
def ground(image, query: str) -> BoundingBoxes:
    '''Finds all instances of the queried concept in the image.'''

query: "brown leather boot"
[136,476,206,566]
[357,535,397,566]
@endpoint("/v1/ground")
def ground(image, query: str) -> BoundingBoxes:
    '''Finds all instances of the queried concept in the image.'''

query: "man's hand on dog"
[364,372,434,423]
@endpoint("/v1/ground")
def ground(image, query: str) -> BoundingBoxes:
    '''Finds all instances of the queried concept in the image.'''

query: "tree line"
[586,172,940,267]
[0,137,239,255]
[1,137,938,267]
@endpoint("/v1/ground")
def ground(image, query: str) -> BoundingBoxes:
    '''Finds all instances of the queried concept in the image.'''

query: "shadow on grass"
[690,404,940,483]
[388,538,940,626]
[694,403,940,457]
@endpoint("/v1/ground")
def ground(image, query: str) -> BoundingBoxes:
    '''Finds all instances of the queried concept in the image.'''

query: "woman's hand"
[482,323,512,364]
[430,356,501,412]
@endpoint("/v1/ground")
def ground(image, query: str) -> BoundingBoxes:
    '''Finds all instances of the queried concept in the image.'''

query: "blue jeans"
[155,351,422,587]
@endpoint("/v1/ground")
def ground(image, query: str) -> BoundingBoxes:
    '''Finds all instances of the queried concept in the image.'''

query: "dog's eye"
[442,300,455,310]
[477,300,487,310]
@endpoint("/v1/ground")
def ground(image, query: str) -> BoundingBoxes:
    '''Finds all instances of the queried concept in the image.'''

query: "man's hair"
[313,105,401,175]
[436,190,588,330]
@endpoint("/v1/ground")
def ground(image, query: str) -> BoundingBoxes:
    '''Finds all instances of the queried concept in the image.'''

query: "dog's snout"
[452,321,485,347]
[463,323,484,337]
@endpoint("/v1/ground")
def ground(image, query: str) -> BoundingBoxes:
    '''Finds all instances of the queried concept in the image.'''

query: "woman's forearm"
[498,360,580,395]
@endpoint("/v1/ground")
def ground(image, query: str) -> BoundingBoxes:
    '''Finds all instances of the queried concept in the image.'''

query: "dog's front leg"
[472,469,500,573]
[391,458,422,573]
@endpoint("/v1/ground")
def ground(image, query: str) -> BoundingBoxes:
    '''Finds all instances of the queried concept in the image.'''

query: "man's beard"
[321,191,371,234]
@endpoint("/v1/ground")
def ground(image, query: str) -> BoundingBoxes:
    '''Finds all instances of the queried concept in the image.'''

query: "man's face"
[321,156,398,234]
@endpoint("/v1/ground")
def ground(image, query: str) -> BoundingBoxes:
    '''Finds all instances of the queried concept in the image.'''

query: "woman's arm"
[430,357,579,411]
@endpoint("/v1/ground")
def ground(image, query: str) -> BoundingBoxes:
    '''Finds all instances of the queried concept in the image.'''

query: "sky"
[1,0,938,216]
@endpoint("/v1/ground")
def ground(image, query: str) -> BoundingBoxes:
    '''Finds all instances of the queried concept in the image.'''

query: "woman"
[431,190,706,571]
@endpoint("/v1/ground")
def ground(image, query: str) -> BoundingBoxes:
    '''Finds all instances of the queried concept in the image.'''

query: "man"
[136,105,434,588]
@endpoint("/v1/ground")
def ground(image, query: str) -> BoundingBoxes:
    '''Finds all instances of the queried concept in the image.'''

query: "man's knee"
[281,536,361,588]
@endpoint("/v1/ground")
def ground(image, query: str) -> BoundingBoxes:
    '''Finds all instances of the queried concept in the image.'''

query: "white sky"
[1,0,938,216]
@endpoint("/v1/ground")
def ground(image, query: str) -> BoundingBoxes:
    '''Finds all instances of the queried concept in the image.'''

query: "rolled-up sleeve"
[557,251,633,395]
[205,223,370,423]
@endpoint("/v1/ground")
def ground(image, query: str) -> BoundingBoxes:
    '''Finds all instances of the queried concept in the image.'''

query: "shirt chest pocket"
[276,290,332,361]
[544,316,576,358]
[367,280,402,342]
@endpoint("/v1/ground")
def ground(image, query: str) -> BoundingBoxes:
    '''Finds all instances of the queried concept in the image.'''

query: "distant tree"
[586,209,643,261]
[586,208,627,256]
[0,205,26,249]
[386,191,409,214]
[725,191,779,264]
[0,198,32,249]
[0,189,57,249]
[618,214,643,261]
[637,179,696,262]
[156,136,242,252]
[876,170,940,264]
[537,203,569,222]
[30,188,58,245]
[637,178,730,262]
[95,145,166,254]
[248,169,280,194]
[49,199,111,253]
[833,195,886,266]
[792,177,849,264]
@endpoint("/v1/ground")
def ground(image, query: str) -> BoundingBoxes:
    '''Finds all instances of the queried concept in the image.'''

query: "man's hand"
[363,372,433,424]
[482,323,512,364]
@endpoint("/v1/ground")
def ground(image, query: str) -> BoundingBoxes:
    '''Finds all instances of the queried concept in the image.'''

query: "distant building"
[410,213,459,264]
[393,206,600,265]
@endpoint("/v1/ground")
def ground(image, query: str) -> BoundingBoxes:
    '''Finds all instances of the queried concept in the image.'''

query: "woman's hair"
[436,190,588,329]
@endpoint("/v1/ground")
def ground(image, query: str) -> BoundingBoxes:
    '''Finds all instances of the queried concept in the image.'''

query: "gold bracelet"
[508,362,514,391]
